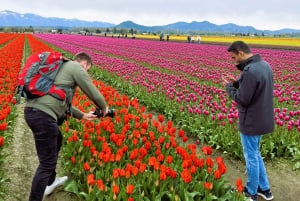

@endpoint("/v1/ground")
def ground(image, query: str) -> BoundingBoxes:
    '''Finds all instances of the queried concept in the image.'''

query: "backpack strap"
[15,85,25,104]
[65,87,74,116]
[54,85,74,116]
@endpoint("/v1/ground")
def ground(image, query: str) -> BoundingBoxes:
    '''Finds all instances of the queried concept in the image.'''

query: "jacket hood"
[236,54,262,71]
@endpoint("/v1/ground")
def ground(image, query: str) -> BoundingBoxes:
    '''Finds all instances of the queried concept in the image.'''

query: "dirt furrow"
[3,103,37,201]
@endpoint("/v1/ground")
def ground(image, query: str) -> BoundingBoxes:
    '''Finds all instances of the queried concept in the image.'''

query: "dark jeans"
[24,107,62,201]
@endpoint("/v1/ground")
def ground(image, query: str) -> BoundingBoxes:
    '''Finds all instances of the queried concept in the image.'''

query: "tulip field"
[0,33,299,200]
[137,34,300,47]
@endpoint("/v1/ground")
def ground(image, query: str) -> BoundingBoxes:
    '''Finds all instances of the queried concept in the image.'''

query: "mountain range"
[0,10,114,28]
[1,10,300,35]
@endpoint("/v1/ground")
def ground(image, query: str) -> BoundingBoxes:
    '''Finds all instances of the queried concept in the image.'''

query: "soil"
[3,103,300,201]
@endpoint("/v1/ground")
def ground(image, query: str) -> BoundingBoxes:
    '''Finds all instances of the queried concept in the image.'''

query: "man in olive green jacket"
[24,52,108,201]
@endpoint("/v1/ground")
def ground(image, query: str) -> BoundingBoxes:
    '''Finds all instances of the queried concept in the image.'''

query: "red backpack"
[16,51,69,103]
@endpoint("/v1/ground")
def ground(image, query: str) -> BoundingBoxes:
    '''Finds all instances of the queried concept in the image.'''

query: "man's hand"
[221,76,229,86]
[82,112,98,121]
[221,74,236,86]
[103,106,109,117]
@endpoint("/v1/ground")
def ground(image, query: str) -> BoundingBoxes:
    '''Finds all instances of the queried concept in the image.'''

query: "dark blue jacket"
[226,54,274,135]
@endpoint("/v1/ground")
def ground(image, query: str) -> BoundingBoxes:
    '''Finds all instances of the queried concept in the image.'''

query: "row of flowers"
[35,33,300,167]
[0,33,25,147]
[0,34,25,199]
[61,85,244,200]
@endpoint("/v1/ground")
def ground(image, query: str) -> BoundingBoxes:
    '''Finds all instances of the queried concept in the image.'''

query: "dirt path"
[3,103,300,201]
[224,157,300,201]
[3,103,38,201]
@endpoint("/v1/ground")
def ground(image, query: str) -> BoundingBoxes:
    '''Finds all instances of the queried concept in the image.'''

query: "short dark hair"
[227,41,251,54]
[73,52,92,65]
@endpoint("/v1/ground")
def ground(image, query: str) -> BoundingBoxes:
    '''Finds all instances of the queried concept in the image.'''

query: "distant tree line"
[0,26,299,37]
[0,26,35,33]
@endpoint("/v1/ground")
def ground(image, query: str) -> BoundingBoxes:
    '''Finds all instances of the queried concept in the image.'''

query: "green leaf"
[155,191,173,200]
[293,162,300,170]
[64,180,79,195]
[183,189,201,201]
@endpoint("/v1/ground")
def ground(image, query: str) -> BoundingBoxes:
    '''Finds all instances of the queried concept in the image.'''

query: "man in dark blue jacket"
[222,41,274,201]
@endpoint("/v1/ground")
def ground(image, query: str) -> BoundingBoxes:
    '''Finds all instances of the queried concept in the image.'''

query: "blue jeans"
[24,107,62,201]
[240,133,270,195]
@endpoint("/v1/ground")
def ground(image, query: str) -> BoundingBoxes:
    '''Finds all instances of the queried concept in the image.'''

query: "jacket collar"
[236,54,262,71]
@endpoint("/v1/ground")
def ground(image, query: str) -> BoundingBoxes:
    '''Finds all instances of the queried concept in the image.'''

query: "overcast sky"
[1,0,299,30]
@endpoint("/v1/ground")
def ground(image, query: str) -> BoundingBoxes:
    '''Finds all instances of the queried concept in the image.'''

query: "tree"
[120,28,127,35]
[130,28,134,35]
[24,26,34,33]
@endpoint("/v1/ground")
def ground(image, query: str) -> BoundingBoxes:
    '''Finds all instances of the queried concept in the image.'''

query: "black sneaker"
[244,187,258,201]
[257,187,274,200]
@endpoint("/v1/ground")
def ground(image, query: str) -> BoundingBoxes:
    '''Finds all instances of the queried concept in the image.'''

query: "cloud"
[1,0,299,30]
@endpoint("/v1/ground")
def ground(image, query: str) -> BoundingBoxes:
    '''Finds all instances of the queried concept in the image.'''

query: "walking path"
[3,103,37,201]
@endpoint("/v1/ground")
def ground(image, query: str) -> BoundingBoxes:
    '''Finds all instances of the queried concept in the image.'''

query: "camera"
[93,108,115,118]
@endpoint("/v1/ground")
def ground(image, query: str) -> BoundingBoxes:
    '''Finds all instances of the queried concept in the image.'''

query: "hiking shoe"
[44,176,68,196]
[257,187,274,200]
[244,187,258,201]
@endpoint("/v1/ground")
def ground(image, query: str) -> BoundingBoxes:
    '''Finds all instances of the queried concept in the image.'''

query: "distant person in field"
[24,52,109,201]
[222,41,274,201]
[187,35,191,43]
[197,35,201,44]
[159,33,165,41]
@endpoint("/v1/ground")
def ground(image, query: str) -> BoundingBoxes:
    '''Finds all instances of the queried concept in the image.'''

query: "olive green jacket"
[26,60,107,121]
